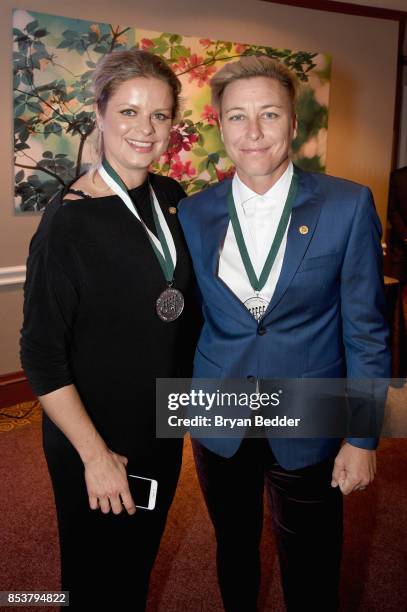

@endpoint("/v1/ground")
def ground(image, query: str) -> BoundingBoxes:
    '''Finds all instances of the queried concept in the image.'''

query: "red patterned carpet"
[0,405,406,611]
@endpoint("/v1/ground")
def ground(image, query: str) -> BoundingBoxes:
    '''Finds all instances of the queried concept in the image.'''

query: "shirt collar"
[233,161,294,212]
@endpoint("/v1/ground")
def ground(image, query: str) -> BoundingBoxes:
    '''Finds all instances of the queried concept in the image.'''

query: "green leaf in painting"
[198,159,208,173]
[93,45,108,54]
[62,29,79,39]
[20,127,30,142]
[21,71,33,86]
[15,170,24,183]
[57,40,72,49]
[14,103,26,117]
[26,20,39,34]
[30,53,41,70]
[193,147,208,157]
[15,142,30,151]
[27,174,40,185]
[34,29,47,38]
[171,45,189,60]
[26,100,43,113]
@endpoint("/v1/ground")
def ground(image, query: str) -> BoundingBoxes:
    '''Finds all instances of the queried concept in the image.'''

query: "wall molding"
[0,265,26,287]
[0,370,35,409]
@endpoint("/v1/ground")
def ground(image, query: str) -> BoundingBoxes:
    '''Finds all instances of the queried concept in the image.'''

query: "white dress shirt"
[218,161,293,311]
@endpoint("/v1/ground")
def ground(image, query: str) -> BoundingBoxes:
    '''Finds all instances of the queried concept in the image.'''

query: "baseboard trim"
[0,371,36,409]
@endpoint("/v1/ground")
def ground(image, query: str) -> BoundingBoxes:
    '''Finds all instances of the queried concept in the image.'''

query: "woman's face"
[97,76,174,185]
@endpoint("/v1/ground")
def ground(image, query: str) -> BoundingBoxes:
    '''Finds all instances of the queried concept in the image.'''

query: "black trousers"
[43,416,183,610]
[192,438,343,612]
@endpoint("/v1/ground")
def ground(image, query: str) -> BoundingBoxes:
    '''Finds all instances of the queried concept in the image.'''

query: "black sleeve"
[20,211,80,397]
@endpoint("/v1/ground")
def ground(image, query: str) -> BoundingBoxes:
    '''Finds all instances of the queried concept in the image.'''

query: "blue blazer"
[178,167,391,469]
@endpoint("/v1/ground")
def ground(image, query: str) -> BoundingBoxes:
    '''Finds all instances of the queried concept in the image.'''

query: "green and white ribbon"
[98,158,176,283]
[227,167,299,293]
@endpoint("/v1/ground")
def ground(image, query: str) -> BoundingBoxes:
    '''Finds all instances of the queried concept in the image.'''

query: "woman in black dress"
[20,49,198,609]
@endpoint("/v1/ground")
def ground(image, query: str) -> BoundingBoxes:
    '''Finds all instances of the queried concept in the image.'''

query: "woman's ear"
[95,105,103,132]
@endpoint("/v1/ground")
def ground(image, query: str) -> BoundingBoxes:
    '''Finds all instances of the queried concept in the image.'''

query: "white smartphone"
[127,474,158,510]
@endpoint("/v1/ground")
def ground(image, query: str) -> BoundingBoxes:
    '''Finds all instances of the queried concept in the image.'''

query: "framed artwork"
[13,10,331,212]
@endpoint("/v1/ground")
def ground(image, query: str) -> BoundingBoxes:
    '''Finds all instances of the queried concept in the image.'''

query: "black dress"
[20,173,200,610]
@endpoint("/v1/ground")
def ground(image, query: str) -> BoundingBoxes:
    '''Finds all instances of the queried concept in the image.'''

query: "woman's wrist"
[79,435,110,465]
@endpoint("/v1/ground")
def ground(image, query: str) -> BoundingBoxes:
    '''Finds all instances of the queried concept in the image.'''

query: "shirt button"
[257,327,267,335]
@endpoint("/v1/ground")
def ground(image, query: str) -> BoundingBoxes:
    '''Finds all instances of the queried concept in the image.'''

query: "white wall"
[0,0,400,373]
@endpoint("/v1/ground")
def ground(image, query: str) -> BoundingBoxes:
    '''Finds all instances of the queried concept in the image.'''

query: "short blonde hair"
[210,55,298,113]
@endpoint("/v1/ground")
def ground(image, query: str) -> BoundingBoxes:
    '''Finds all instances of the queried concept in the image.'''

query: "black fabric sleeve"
[20,213,79,397]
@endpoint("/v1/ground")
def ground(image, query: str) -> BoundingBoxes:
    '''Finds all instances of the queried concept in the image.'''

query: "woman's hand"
[84,449,136,515]
[37,385,136,515]
[331,443,376,495]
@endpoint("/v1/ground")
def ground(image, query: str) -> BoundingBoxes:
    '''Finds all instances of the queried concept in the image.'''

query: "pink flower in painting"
[199,38,212,48]
[216,166,236,182]
[235,42,249,54]
[172,56,188,72]
[173,54,216,87]
[201,104,219,126]
[140,38,154,51]
[186,133,199,146]
[170,160,196,181]
[166,126,199,156]
[168,129,185,154]
[162,150,180,165]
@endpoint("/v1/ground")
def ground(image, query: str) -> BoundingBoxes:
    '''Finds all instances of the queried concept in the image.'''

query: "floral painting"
[13,10,331,212]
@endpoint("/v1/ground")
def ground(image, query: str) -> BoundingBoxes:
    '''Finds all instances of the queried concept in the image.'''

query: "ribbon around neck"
[98,157,176,283]
[227,167,299,293]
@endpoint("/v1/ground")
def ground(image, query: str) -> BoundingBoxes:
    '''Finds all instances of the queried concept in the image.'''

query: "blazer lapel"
[263,168,322,319]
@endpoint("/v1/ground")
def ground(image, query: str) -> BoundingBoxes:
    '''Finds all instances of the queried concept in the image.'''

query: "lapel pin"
[299,225,309,235]
[168,206,177,215]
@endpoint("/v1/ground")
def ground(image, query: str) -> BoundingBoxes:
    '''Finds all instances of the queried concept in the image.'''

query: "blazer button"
[246,375,256,383]
[257,327,267,336]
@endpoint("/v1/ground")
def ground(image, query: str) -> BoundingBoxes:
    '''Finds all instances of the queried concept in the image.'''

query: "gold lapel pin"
[299,225,309,235]
[168,206,177,215]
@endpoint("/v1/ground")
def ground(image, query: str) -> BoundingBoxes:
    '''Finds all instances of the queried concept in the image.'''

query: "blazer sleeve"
[340,186,391,450]
[20,211,80,397]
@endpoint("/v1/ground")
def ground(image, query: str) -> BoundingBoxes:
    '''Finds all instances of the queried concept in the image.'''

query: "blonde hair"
[210,55,298,114]
[90,48,182,170]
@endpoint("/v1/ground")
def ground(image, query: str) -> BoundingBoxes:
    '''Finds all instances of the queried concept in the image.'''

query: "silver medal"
[244,295,269,321]
[156,287,184,322]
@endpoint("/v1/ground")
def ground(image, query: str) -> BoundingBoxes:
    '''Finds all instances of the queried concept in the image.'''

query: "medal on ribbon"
[227,167,299,321]
[98,158,184,322]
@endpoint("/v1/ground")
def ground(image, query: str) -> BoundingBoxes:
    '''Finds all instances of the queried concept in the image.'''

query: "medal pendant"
[244,295,269,321]
[156,287,184,322]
